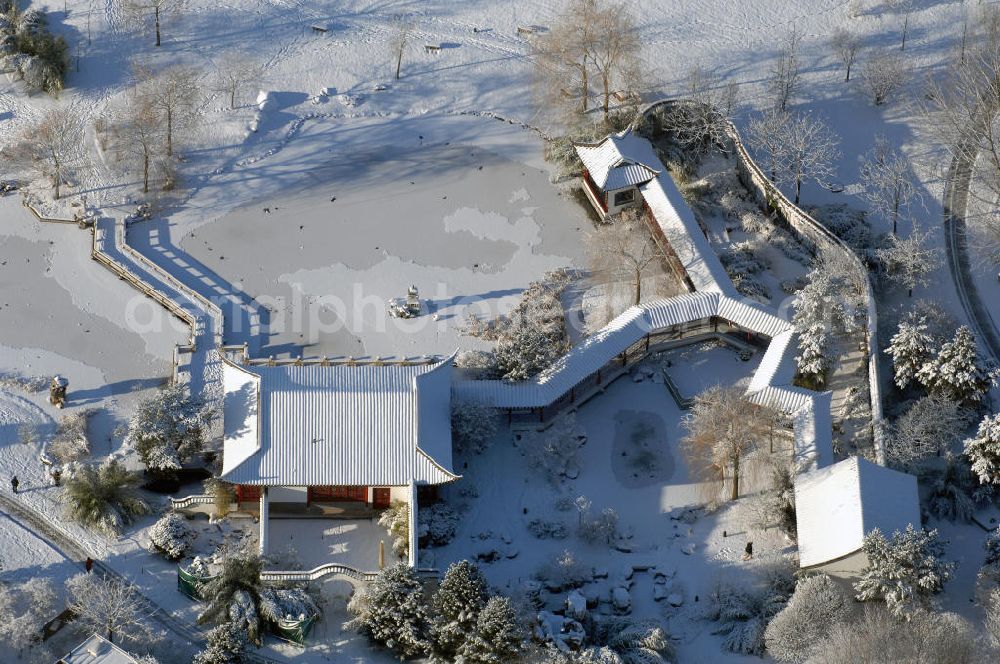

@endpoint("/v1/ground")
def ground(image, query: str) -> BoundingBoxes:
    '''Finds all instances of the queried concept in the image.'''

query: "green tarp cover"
[177,566,214,600]
[272,615,318,645]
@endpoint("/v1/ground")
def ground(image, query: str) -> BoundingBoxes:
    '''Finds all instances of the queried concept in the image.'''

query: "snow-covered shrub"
[484,270,572,382]
[0,578,57,659]
[536,549,592,592]
[48,409,93,465]
[149,511,194,560]
[418,502,458,548]
[203,478,236,518]
[720,240,769,274]
[379,500,410,557]
[916,326,993,404]
[926,454,976,522]
[982,527,1000,582]
[886,318,934,390]
[125,383,213,473]
[347,562,431,658]
[193,622,248,664]
[430,560,489,659]
[808,203,881,261]
[528,518,568,540]
[770,230,813,265]
[455,595,525,664]
[987,587,1000,650]
[763,574,852,663]
[579,507,620,545]
[906,299,959,344]
[708,567,794,656]
[965,413,1000,486]
[853,525,953,617]
[527,413,586,484]
[586,617,676,664]
[451,401,499,455]
[197,552,266,645]
[745,463,796,540]
[885,394,967,473]
[810,606,976,664]
[258,586,319,623]
[1,5,67,95]
[61,458,150,535]
[455,349,498,378]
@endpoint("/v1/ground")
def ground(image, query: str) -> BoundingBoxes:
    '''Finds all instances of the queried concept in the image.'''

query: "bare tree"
[135,64,200,157]
[213,54,260,110]
[885,394,965,472]
[860,49,908,106]
[746,108,790,182]
[586,208,659,306]
[876,229,943,297]
[13,107,82,200]
[589,0,642,123]
[887,0,915,51]
[681,385,777,501]
[533,0,599,119]
[767,28,801,112]
[122,0,184,47]
[776,112,840,205]
[388,15,413,80]
[830,27,862,82]
[117,92,164,193]
[66,573,157,646]
[858,136,920,234]
[676,66,739,148]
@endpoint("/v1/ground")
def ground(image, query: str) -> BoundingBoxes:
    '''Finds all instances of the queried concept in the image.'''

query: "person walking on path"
[85,557,93,574]
[11,475,19,494]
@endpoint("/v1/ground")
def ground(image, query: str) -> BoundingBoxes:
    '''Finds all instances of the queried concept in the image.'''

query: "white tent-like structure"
[221,355,458,564]
[795,456,920,577]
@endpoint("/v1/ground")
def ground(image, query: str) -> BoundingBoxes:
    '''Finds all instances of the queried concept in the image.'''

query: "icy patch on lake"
[443,206,541,247]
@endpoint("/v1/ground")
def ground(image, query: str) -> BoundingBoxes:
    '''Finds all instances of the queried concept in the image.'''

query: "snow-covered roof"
[454,291,791,408]
[795,457,920,568]
[641,175,736,296]
[221,357,458,487]
[574,129,661,190]
[58,634,141,664]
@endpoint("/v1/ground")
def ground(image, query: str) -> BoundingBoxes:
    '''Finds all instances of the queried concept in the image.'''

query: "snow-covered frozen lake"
[179,139,590,358]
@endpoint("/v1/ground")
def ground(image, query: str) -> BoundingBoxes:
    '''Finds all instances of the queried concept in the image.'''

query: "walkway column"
[407,480,418,568]
[259,487,269,556]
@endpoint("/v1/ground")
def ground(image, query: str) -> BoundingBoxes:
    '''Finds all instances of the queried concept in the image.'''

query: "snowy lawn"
[657,341,763,401]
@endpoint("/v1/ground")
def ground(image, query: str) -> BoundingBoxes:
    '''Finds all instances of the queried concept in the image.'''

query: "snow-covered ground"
[0,0,998,660]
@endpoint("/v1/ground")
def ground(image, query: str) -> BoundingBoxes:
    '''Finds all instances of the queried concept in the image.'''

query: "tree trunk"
[166,107,173,156]
[731,454,740,501]
[395,49,402,80]
[634,268,641,305]
[230,87,236,110]
[155,5,161,47]
[581,57,589,112]
[602,72,610,123]
[52,152,61,200]
[795,176,802,205]
[845,61,851,82]
[143,152,150,193]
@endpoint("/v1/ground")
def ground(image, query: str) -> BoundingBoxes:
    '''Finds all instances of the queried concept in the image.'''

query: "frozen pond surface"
[179,143,590,358]
[0,197,181,385]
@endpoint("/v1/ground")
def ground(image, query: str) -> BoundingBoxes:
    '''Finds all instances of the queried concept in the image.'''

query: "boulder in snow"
[611,586,631,614]
[667,593,684,607]
[566,590,587,618]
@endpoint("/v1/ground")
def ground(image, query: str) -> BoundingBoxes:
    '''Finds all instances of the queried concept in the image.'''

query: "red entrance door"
[372,487,391,508]
[308,486,368,503]
[236,485,262,502]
